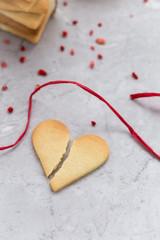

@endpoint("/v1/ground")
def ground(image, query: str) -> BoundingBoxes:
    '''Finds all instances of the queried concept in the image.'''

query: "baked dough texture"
[0,10,45,30]
[5,0,38,11]
[0,0,56,43]
[0,0,49,14]
[32,120,70,177]
[50,135,109,192]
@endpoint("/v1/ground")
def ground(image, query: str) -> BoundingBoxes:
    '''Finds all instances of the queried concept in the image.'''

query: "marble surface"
[1,0,160,239]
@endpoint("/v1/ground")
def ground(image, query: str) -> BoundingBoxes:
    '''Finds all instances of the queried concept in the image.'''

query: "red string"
[0,81,160,160]
[130,92,160,100]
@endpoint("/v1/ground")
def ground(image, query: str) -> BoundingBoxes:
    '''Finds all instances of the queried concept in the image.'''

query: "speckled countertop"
[1,0,160,239]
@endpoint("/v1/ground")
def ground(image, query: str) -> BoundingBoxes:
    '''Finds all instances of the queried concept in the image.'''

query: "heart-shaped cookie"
[32,120,109,192]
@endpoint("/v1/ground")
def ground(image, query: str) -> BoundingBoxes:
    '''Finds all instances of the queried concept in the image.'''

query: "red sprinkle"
[98,23,102,27]
[98,54,103,59]
[2,85,8,91]
[21,45,26,51]
[90,61,95,69]
[70,49,75,55]
[1,62,7,68]
[96,38,106,45]
[72,20,78,25]
[20,57,26,63]
[90,46,95,51]
[36,84,40,89]
[62,31,68,37]
[38,69,47,76]
[8,107,13,113]
[3,40,10,44]
[91,121,96,126]
[63,1,68,6]
[143,0,148,2]
[89,30,94,36]
[60,45,65,51]
[132,72,138,80]
[130,14,134,18]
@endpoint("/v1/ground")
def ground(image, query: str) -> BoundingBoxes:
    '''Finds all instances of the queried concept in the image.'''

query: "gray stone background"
[1,0,160,239]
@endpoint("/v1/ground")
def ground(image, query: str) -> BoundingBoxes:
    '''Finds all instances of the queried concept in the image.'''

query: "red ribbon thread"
[0,81,159,160]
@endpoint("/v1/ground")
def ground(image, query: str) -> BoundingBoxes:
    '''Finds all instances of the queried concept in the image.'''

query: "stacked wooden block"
[0,0,57,43]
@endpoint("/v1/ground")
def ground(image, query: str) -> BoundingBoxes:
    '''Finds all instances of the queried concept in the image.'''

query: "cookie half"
[50,135,109,192]
[32,120,70,177]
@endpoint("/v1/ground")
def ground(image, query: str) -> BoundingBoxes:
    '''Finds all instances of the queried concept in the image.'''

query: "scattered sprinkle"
[98,23,102,27]
[143,0,148,2]
[132,72,139,80]
[3,40,10,44]
[98,54,103,59]
[20,57,26,63]
[130,14,134,18]
[70,49,75,55]
[90,61,95,69]
[1,62,7,68]
[2,85,8,91]
[60,45,65,51]
[91,121,96,126]
[63,1,68,6]
[38,69,47,76]
[89,30,94,36]
[90,46,95,51]
[96,38,106,45]
[36,84,40,89]
[21,45,26,51]
[8,107,13,113]
[62,31,68,37]
[72,20,78,25]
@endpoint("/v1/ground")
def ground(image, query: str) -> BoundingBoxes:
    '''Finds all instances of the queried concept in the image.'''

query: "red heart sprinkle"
[70,49,75,55]
[21,46,26,51]
[8,107,13,113]
[90,61,95,69]
[36,84,40,89]
[20,57,26,63]
[91,121,96,126]
[72,20,78,25]
[98,23,102,27]
[89,30,94,36]
[132,72,138,79]
[1,62,7,68]
[98,54,103,59]
[3,40,10,44]
[62,31,68,37]
[96,38,106,45]
[38,69,47,76]
[60,45,65,51]
[2,85,8,91]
